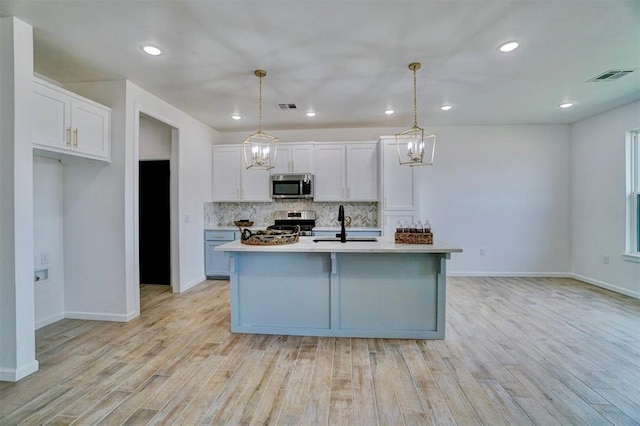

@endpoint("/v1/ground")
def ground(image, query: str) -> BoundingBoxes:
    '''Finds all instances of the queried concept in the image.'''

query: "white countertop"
[312,227,381,232]
[206,226,380,232]
[215,236,462,254]
[205,226,265,231]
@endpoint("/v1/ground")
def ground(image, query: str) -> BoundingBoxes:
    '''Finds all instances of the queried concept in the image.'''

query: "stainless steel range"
[267,210,316,236]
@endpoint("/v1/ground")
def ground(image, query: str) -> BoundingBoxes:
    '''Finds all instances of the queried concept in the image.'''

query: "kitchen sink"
[312,237,378,243]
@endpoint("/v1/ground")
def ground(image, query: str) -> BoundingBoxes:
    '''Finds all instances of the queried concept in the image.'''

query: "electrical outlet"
[367,212,373,219]
[603,255,610,264]
[40,252,49,265]
[480,248,486,256]
[34,269,48,283]
[329,212,335,220]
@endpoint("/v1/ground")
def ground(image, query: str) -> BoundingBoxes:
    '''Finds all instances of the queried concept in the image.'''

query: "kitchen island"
[215,237,462,339]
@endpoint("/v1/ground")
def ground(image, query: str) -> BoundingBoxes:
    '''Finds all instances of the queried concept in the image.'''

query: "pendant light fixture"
[243,69,278,170]
[395,62,436,166]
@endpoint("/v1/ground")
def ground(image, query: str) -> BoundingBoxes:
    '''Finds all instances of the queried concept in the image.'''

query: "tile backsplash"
[204,201,378,228]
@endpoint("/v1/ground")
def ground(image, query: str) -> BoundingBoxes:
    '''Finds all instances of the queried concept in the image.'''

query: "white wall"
[222,124,572,275]
[418,125,571,275]
[571,101,640,298]
[219,127,400,144]
[0,17,38,381]
[61,80,130,321]
[67,79,218,307]
[33,157,65,328]
[139,115,172,160]
[126,82,219,293]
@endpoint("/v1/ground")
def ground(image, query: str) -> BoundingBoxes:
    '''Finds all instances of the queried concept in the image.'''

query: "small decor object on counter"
[240,225,300,245]
[234,220,254,227]
[395,219,433,244]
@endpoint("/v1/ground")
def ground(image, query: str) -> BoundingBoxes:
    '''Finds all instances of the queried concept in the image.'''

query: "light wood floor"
[1,277,639,425]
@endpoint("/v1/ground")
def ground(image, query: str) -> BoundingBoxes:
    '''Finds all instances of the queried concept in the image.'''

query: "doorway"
[139,160,171,285]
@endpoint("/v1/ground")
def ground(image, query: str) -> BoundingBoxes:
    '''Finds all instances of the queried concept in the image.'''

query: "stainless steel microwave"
[270,173,314,199]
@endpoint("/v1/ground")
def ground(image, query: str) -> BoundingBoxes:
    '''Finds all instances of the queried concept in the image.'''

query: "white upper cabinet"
[346,143,378,201]
[271,143,314,174]
[314,142,378,202]
[212,145,270,202]
[32,78,110,162]
[381,138,417,210]
[314,144,346,201]
[379,137,419,238]
[212,146,242,201]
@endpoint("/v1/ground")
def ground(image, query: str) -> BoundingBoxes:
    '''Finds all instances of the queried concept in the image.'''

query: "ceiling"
[1,1,639,132]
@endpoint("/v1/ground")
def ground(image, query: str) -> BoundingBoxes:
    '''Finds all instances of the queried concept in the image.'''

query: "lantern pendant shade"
[395,125,436,166]
[243,69,279,170]
[395,62,437,167]
[243,130,278,170]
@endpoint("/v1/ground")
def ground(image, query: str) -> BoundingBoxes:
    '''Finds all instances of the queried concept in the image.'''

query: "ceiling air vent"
[587,69,635,82]
[277,103,297,110]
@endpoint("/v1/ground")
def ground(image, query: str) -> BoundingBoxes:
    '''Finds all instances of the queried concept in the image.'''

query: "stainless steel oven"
[267,210,316,236]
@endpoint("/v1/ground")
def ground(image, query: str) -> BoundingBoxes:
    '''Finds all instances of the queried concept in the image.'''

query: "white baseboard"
[176,275,207,294]
[447,271,639,300]
[448,271,572,278]
[65,311,133,322]
[127,310,140,321]
[0,360,39,382]
[35,313,65,330]
[570,273,640,299]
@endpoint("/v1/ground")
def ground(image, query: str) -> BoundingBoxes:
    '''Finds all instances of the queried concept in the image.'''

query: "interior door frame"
[133,106,180,306]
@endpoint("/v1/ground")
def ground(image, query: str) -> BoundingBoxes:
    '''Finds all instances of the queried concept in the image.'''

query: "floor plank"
[0,277,638,425]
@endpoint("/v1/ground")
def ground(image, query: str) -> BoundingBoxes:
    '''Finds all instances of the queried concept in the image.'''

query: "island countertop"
[215,236,462,254]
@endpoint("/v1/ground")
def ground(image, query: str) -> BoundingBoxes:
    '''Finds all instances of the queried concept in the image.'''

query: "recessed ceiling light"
[440,105,453,111]
[559,102,574,109]
[384,109,395,115]
[306,112,316,117]
[498,41,520,53]
[231,115,242,120]
[141,45,163,56]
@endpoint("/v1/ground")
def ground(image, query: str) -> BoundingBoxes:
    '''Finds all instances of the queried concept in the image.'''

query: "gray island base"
[215,237,462,339]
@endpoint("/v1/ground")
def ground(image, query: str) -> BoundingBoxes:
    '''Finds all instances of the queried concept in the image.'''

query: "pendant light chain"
[258,73,263,133]
[395,61,436,167]
[242,69,278,170]
[413,66,418,127]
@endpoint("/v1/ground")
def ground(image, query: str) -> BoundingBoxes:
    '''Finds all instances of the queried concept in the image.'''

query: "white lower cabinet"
[33,78,110,162]
[212,146,270,202]
[205,230,238,278]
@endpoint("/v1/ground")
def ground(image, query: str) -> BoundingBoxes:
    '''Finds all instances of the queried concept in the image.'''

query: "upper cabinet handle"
[73,128,78,148]
[67,127,72,147]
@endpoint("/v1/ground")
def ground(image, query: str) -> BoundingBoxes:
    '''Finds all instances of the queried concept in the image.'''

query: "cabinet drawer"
[205,230,237,241]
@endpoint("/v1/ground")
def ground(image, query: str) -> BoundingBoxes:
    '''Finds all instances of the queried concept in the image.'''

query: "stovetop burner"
[268,210,316,236]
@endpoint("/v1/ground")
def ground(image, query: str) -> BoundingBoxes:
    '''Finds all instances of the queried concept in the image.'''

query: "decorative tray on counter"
[395,232,434,245]
[234,220,254,227]
[240,225,300,246]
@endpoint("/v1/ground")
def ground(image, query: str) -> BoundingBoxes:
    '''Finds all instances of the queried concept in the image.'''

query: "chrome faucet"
[338,205,346,243]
